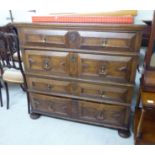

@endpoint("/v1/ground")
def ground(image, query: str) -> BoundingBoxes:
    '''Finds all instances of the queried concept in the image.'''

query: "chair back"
[0,25,22,72]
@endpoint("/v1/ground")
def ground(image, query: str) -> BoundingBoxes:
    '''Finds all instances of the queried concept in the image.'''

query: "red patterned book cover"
[32,16,134,24]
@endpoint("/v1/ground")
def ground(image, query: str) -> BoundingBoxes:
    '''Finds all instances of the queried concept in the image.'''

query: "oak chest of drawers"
[15,23,144,137]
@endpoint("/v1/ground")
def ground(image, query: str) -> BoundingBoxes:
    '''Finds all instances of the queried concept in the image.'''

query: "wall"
[0,10,10,25]
[135,10,154,22]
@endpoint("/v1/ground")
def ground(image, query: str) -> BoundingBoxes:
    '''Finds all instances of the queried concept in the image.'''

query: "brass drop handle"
[50,104,54,110]
[48,103,55,112]
[99,90,105,98]
[28,57,35,66]
[102,39,108,47]
[43,58,52,71]
[99,65,108,76]
[42,36,46,43]
[101,65,106,72]
[35,101,40,105]
[100,111,104,118]
[47,84,53,91]
[32,81,35,87]
[44,63,49,69]
[97,110,105,120]
[34,100,40,108]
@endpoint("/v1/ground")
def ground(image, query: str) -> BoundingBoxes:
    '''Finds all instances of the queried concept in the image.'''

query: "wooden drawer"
[30,93,129,128]
[27,76,133,103]
[22,28,68,48]
[24,50,137,83]
[30,93,71,117]
[24,50,70,76]
[21,28,138,52]
[78,82,133,103]
[77,53,137,83]
[78,30,137,52]
[78,100,129,127]
[27,77,71,95]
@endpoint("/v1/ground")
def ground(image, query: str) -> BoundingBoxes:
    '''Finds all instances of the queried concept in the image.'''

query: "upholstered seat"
[2,68,23,84]
[13,51,22,61]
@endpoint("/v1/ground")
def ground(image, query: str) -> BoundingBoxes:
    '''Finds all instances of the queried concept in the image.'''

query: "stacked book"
[32,10,137,24]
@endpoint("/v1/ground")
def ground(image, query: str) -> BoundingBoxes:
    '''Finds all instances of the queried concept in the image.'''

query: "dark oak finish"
[134,107,155,144]
[141,20,151,47]
[30,93,130,130]
[134,11,155,144]
[15,23,144,138]
[27,76,133,103]
[135,85,155,143]
[145,11,155,70]
[142,70,155,92]
[24,50,137,83]
[22,28,139,52]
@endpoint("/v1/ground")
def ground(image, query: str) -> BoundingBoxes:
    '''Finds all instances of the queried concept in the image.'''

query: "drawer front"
[24,50,69,76]
[78,31,137,52]
[30,93,129,128]
[78,82,133,103]
[27,77,71,95]
[21,28,137,52]
[22,29,68,48]
[24,50,137,83]
[30,93,71,116]
[27,77,132,103]
[78,53,137,83]
[78,100,128,126]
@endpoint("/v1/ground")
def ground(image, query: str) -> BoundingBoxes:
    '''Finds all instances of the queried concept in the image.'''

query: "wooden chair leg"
[20,84,26,92]
[4,82,9,109]
[0,86,3,107]
[26,92,30,114]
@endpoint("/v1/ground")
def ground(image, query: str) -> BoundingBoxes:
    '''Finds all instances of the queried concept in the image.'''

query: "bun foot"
[118,129,131,138]
[30,113,40,119]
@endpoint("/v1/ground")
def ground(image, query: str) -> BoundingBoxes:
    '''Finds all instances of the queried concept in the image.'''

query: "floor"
[0,48,146,145]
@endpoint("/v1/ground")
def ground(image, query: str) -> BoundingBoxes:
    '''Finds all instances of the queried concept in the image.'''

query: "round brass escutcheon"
[67,31,80,48]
